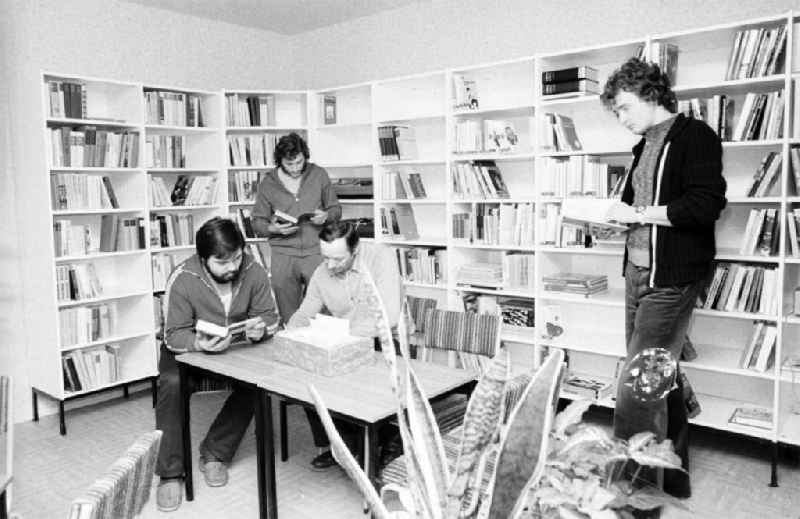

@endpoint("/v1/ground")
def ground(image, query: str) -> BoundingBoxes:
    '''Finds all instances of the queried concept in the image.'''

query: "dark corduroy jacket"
[621,114,727,286]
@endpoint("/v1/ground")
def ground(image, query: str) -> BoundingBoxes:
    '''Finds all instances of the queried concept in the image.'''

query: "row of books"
[539,113,582,152]
[59,302,117,347]
[149,175,218,207]
[229,170,265,202]
[62,345,121,393]
[739,208,780,256]
[55,263,102,302]
[725,25,787,81]
[451,161,510,199]
[144,135,187,169]
[51,174,119,211]
[54,216,146,257]
[382,170,428,199]
[47,79,87,119]
[732,90,783,142]
[677,95,733,141]
[452,119,521,153]
[451,203,535,247]
[231,207,257,238]
[49,127,139,168]
[379,205,419,240]
[699,263,777,315]
[225,93,276,127]
[745,151,782,197]
[539,157,626,198]
[144,90,204,127]
[539,202,623,249]
[377,125,417,161]
[541,66,600,96]
[542,272,608,296]
[393,247,446,285]
[740,321,778,372]
[638,41,679,84]
[150,213,195,249]
[502,253,536,291]
[227,134,280,167]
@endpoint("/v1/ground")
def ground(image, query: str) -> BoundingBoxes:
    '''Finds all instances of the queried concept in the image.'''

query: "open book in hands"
[274,209,317,225]
[561,198,629,233]
[196,318,262,343]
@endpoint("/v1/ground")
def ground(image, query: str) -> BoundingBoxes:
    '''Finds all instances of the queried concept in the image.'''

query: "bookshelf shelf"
[57,290,151,309]
[314,121,371,129]
[673,74,786,94]
[50,167,142,173]
[52,208,145,216]
[727,196,782,203]
[339,199,375,205]
[226,125,307,132]
[452,197,535,204]
[377,198,445,205]
[59,331,155,353]
[682,343,775,379]
[538,149,631,157]
[403,281,447,290]
[147,168,219,173]
[693,308,779,321]
[500,326,537,345]
[54,250,147,262]
[63,375,158,399]
[149,204,219,212]
[229,201,256,207]
[539,332,625,358]
[46,117,140,128]
[538,287,625,307]
[722,140,784,148]
[375,114,446,125]
[151,245,195,253]
[453,285,534,299]
[450,242,537,252]
[690,393,774,440]
[378,159,446,166]
[540,93,601,106]
[538,246,624,256]
[451,152,536,161]
[715,249,781,263]
[143,125,218,134]
[381,238,447,247]
[452,105,535,118]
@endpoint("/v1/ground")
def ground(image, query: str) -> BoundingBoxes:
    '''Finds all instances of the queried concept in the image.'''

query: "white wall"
[291,0,800,89]
[1,0,296,421]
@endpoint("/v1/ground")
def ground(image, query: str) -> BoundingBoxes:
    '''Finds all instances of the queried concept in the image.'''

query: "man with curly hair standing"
[601,57,727,510]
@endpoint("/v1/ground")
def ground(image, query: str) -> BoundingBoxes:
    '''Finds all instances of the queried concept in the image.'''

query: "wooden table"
[177,342,477,519]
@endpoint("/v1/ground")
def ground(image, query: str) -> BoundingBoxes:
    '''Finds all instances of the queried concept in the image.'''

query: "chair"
[0,376,12,519]
[67,430,163,519]
[405,295,437,351]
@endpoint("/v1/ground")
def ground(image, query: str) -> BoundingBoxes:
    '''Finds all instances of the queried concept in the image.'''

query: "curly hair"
[600,57,677,113]
[273,132,310,166]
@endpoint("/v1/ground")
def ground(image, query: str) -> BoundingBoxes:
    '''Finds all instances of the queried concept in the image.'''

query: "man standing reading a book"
[155,217,280,512]
[601,58,727,509]
[252,132,341,325]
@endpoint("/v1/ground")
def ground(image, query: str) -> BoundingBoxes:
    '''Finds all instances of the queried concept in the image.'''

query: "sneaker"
[200,457,229,487]
[156,477,183,512]
[310,450,337,471]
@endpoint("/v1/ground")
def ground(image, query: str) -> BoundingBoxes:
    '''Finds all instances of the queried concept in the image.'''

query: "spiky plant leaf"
[396,401,437,519]
[625,486,690,512]
[308,385,392,519]
[485,349,565,519]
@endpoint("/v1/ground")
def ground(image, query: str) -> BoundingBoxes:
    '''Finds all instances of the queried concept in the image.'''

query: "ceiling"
[122,0,425,35]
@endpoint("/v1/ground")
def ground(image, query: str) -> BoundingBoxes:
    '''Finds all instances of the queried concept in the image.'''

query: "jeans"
[155,345,255,478]
[614,262,703,504]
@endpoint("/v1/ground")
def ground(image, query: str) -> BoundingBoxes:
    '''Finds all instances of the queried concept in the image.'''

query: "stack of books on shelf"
[53,217,145,256]
[451,160,510,199]
[745,151,781,197]
[725,25,787,80]
[58,302,117,346]
[377,125,417,161]
[451,203,535,247]
[227,134,279,167]
[145,135,186,168]
[541,66,600,97]
[46,79,87,119]
[55,263,102,302]
[731,90,784,142]
[452,74,479,111]
[225,93,276,126]
[229,170,265,202]
[149,213,195,248]
[539,113,582,152]
[379,205,419,240]
[542,272,608,296]
[677,95,733,140]
[149,175,218,207]
[562,371,614,400]
[456,262,504,289]
[699,263,777,315]
[144,90,204,127]
[498,298,535,329]
[231,207,256,238]
[383,170,427,199]
[728,405,773,430]
[739,208,780,256]
[51,173,119,210]
[62,345,121,392]
[395,247,446,285]
[49,127,139,168]
[539,156,626,198]
[502,253,535,291]
[332,177,374,199]
[739,321,778,372]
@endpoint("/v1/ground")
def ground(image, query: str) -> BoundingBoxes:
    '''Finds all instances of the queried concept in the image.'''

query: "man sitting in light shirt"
[288,220,403,469]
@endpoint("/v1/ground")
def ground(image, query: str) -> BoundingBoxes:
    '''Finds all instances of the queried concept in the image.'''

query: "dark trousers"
[155,346,255,478]
[614,263,703,503]
[270,250,322,323]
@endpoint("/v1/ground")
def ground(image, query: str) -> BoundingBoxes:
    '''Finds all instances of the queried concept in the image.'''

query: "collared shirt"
[287,242,403,337]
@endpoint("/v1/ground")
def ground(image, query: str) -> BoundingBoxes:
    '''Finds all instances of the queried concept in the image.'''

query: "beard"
[205,262,241,284]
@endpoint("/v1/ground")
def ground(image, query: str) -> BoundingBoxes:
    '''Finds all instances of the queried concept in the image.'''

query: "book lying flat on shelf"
[542,272,608,296]
[728,405,773,430]
[562,371,614,400]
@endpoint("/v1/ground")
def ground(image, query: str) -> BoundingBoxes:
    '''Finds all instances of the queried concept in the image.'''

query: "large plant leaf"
[308,385,392,519]
[625,486,690,512]
[625,432,656,454]
[447,348,510,514]
[395,401,436,519]
[558,426,612,456]
[553,400,592,439]
[485,348,565,519]
[629,438,684,471]
[362,270,400,390]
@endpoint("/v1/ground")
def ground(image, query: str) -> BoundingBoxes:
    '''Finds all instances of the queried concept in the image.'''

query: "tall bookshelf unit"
[24,10,800,482]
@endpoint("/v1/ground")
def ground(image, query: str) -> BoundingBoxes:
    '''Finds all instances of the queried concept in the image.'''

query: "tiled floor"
[8,390,800,518]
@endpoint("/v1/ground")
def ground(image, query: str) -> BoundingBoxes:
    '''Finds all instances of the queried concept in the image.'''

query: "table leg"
[255,391,278,519]
[179,363,194,501]
[362,423,380,515]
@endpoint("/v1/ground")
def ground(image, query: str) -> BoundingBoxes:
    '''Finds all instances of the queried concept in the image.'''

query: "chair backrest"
[422,309,500,372]
[406,295,437,335]
[67,430,163,519]
[0,375,12,512]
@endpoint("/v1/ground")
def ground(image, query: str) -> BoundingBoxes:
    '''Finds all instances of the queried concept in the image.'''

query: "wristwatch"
[635,205,647,225]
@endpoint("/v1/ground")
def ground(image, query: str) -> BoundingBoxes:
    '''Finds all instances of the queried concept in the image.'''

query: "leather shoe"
[311,450,337,470]
[200,457,229,487]
[156,477,183,512]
